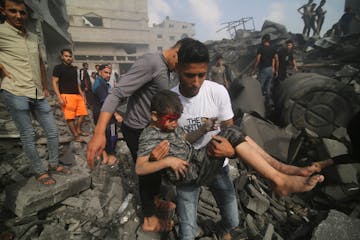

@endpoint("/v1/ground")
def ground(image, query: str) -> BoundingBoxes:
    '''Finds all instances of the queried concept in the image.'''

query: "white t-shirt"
[172,80,234,150]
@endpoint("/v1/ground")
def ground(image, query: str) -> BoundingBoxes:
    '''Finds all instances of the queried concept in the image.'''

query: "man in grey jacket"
[87,38,193,232]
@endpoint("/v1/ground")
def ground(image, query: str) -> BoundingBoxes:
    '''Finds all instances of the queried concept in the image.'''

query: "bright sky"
[148,0,345,41]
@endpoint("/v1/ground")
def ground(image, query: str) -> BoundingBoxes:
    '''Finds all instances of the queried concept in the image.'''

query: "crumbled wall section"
[345,0,360,34]
[24,0,73,90]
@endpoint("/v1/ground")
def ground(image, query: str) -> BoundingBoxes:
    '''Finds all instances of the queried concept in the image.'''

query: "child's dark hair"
[178,39,209,65]
[151,90,183,117]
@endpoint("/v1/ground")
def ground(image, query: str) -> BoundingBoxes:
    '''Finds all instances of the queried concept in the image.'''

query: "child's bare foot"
[107,154,119,165]
[278,159,332,177]
[310,159,333,171]
[141,216,174,232]
[274,174,325,196]
[154,195,176,211]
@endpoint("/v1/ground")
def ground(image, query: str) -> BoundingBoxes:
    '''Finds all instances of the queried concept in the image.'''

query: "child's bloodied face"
[157,113,180,132]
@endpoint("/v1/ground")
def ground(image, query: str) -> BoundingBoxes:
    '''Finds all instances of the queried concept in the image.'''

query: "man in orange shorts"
[52,49,88,142]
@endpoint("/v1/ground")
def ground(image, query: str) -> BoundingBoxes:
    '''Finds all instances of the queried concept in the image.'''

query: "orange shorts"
[60,94,88,120]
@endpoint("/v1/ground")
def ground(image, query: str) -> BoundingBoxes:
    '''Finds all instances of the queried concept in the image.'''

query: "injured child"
[135,90,325,196]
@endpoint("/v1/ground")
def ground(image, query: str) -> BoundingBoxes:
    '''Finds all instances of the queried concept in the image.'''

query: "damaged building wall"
[24,0,72,86]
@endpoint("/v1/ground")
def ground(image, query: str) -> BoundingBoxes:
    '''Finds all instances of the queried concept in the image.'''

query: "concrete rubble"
[1,9,360,240]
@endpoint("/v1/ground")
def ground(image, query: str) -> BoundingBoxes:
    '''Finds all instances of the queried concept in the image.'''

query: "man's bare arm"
[252,54,261,75]
[39,58,49,96]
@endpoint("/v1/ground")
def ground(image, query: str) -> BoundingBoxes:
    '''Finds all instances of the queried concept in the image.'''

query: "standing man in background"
[52,49,88,142]
[79,62,94,108]
[210,55,229,89]
[276,39,298,82]
[0,0,69,185]
[252,34,278,110]
[92,64,122,165]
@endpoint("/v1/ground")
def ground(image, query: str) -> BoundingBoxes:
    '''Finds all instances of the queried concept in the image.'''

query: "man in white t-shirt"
[172,40,238,240]
[169,40,325,240]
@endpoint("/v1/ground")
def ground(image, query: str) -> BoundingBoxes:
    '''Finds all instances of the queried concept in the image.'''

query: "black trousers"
[121,123,161,217]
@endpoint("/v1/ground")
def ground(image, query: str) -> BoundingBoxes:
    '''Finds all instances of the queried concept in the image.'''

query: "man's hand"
[273,68,278,78]
[166,157,189,179]
[114,113,123,123]
[57,97,65,106]
[207,135,235,158]
[43,88,49,97]
[0,64,12,79]
[150,140,170,161]
[86,133,106,169]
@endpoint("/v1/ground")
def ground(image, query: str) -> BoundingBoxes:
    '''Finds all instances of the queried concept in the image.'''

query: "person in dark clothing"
[315,0,327,35]
[52,49,88,142]
[298,0,315,37]
[92,64,122,165]
[338,6,360,36]
[252,34,278,108]
[276,40,298,82]
[79,62,94,108]
[87,38,194,232]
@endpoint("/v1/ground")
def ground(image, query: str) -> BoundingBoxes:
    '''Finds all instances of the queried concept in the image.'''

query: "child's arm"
[135,155,189,179]
[185,117,218,144]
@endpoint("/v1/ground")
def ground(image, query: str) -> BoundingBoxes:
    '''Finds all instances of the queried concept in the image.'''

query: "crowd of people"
[2,0,355,239]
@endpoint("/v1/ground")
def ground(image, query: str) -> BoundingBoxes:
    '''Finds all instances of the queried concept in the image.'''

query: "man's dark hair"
[61,48,72,55]
[286,39,294,45]
[151,90,183,117]
[172,37,195,49]
[1,0,25,8]
[216,54,223,60]
[98,64,109,71]
[262,34,271,43]
[82,62,88,67]
[178,39,209,65]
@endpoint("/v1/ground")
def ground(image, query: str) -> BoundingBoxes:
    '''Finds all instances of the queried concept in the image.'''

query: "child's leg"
[234,142,324,196]
[244,136,329,176]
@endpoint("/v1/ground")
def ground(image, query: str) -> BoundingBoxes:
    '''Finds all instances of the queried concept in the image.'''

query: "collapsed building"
[1,2,360,240]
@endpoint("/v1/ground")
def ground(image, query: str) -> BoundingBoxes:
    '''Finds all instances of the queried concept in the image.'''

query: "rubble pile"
[1,20,360,240]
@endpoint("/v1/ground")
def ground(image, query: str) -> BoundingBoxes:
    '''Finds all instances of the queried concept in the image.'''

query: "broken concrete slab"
[312,210,360,240]
[240,113,293,162]
[230,76,265,119]
[38,223,70,240]
[322,138,348,157]
[5,168,91,217]
[136,228,162,240]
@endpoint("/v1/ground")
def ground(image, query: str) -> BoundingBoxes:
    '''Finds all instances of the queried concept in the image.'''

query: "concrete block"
[241,113,293,162]
[312,210,360,240]
[38,224,70,240]
[5,168,91,217]
[263,223,274,240]
[322,138,348,158]
[62,197,84,209]
[136,228,162,240]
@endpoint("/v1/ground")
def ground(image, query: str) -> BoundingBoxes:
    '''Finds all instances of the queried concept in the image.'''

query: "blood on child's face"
[157,113,180,132]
